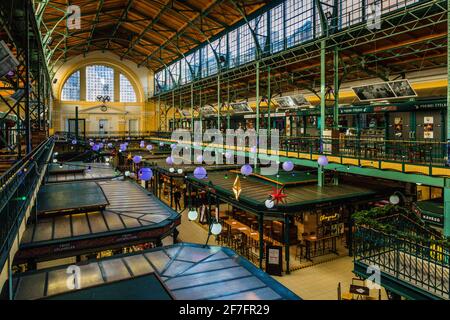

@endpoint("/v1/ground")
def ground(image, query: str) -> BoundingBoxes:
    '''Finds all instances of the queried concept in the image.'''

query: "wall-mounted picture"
[389,80,417,98]
[394,117,403,138]
[352,83,396,101]
[424,116,434,139]
[273,94,311,109]
[230,102,253,113]
[200,104,217,117]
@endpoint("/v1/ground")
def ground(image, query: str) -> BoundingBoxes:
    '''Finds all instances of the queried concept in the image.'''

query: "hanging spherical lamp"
[282,161,294,172]
[71,139,77,145]
[240,164,253,176]
[159,142,164,147]
[146,144,153,151]
[166,156,174,165]
[139,168,153,181]
[92,144,100,152]
[196,155,204,163]
[89,142,95,147]
[193,166,207,179]
[265,199,275,209]
[133,155,142,164]
[211,222,223,236]
[188,210,199,221]
[317,155,329,166]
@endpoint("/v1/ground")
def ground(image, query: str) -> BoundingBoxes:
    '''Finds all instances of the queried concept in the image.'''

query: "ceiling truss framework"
[154,0,447,110]
[37,0,272,76]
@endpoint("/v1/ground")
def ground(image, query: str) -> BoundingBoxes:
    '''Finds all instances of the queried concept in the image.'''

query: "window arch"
[120,74,137,102]
[61,70,80,101]
[61,64,138,103]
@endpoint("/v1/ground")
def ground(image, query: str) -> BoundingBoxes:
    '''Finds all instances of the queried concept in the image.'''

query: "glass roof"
[12,243,300,300]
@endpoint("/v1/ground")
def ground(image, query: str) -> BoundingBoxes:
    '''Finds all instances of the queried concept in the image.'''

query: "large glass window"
[154,0,417,93]
[120,74,137,102]
[86,65,114,101]
[270,4,285,53]
[238,23,255,65]
[61,65,138,102]
[155,70,166,93]
[285,0,314,48]
[61,71,80,101]
[228,29,239,68]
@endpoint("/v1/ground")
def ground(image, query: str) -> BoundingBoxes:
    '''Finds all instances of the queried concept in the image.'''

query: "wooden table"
[304,234,339,261]
[223,218,282,247]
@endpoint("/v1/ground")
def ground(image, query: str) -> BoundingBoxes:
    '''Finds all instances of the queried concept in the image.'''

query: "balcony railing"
[354,225,449,299]
[55,131,449,168]
[0,137,54,270]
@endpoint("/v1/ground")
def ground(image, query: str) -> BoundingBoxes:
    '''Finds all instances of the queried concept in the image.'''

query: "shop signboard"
[265,245,283,276]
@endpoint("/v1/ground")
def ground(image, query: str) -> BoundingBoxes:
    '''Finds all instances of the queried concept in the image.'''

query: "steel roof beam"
[84,0,105,54]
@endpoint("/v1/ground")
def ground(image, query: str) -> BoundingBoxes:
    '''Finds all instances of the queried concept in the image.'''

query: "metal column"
[445,0,450,237]
[258,213,264,269]
[318,40,326,187]
[24,1,31,154]
[217,73,221,130]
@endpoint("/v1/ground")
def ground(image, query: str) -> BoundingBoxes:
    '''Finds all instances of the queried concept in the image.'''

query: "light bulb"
[188,210,198,221]
[211,223,222,235]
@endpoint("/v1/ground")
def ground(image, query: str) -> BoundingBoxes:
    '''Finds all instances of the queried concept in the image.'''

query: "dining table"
[303,234,339,261]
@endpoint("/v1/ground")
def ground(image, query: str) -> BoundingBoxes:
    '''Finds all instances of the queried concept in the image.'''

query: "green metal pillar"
[256,60,260,135]
[333,47,339,129]
[258,213,264,269]
[267,67,271,134]
[75,106,79,139]
[191,84,194,131]
[318,40,326,187]
[445,0,450,237]
[172,90,175,131]
[217,73,221,130]
[227,81,231,130]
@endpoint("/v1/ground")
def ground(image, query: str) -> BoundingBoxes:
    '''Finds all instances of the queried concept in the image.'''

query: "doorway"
[99,119,108,134]
[68,118,86,138]
[129,119,138,135]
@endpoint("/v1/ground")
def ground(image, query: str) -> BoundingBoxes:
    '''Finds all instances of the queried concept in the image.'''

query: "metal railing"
[0,137,54,270]
[55,131,449,168]
[354,225,449,299]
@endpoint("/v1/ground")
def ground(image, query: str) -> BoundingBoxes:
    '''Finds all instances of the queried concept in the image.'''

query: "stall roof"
[16,180,180,262]
[37,181,109,215]
[188,171,381,213]
[11,243,300,300]
[46,162,120,183]
[147,158,240,176]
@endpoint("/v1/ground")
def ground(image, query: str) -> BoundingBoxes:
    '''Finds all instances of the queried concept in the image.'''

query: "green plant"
[353,205,450,249]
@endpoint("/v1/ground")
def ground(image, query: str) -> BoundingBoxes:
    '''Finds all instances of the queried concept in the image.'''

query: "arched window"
[61,65,138,102]
[86,65,114,102]
[61,70,80,101]
[120,74,137,102]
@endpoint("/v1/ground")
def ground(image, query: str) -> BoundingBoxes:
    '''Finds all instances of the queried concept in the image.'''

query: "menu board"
[394,117,403,138]
[424,116,434,139]
[265,245,282,276]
